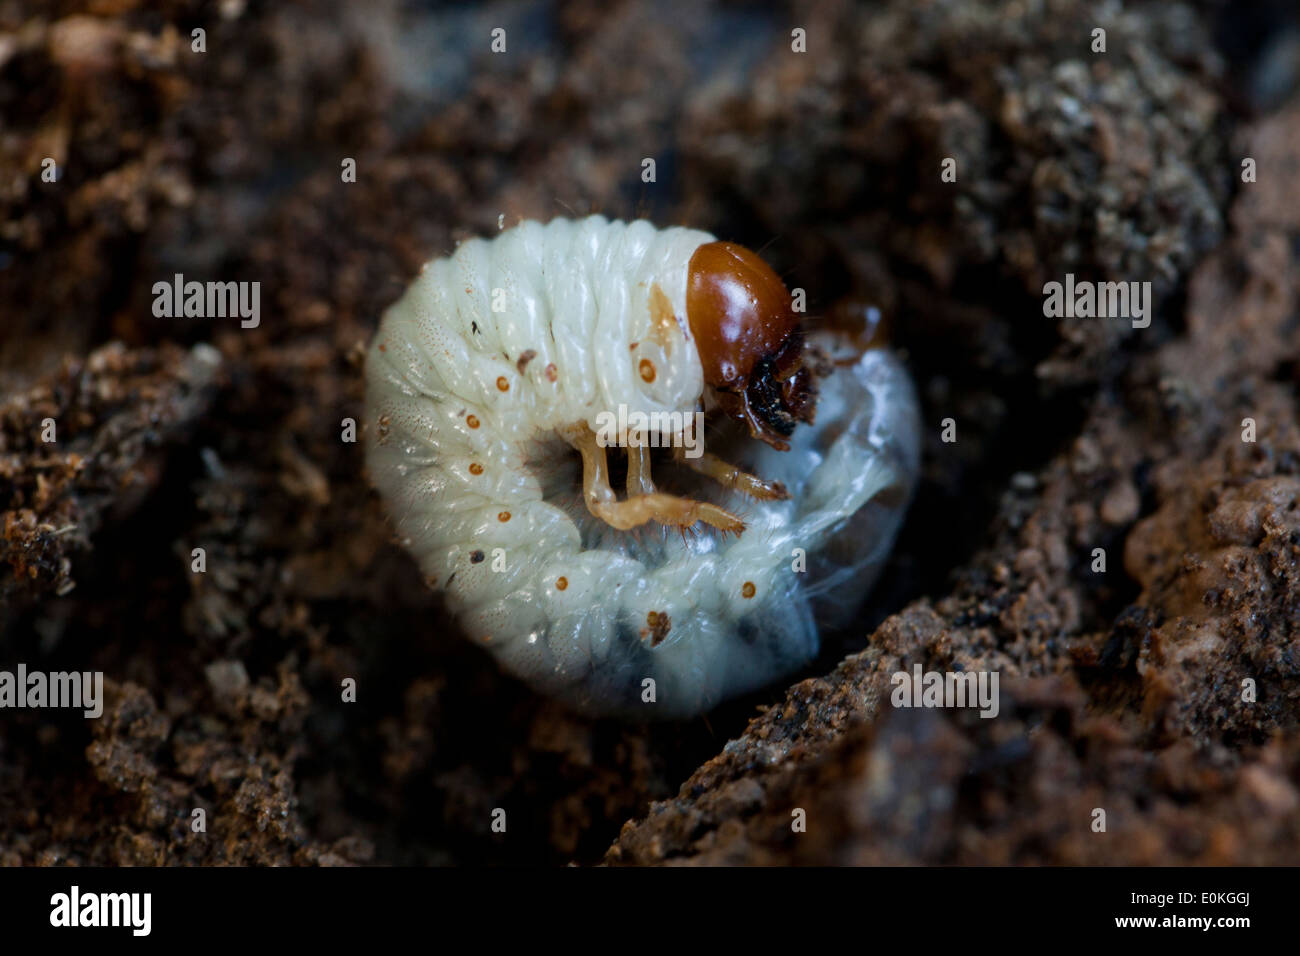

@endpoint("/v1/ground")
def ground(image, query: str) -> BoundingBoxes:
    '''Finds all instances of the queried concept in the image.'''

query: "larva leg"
[563,425,745,533]
[673,447,790,501]
[595,492,746,534]
[626,443,656,497]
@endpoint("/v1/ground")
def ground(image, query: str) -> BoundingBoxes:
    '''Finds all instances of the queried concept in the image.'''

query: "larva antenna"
[752,233,782,258]
[799,309,831,332]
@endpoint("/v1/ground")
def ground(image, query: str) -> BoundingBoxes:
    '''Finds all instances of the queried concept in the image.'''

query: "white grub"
[365,216,920,717]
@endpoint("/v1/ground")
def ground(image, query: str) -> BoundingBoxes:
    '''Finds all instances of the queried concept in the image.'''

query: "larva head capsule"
[686,241,818,451]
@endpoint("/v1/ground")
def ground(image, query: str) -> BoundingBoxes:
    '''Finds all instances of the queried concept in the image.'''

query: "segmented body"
[365,216,920,717]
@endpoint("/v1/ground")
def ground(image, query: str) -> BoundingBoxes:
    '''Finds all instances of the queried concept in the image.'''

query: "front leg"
[626,443,656,497]
[562,424,746,534]
[674,446,789,501]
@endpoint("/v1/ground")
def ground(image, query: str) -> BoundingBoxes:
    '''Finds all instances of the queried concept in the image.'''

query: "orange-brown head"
[686,241,818,451]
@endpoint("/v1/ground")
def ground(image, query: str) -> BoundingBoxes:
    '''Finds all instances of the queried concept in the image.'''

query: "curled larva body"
[365,216,920,718]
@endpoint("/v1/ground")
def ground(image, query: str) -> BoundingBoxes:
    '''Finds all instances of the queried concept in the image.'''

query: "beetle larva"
[365,216,919,717]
